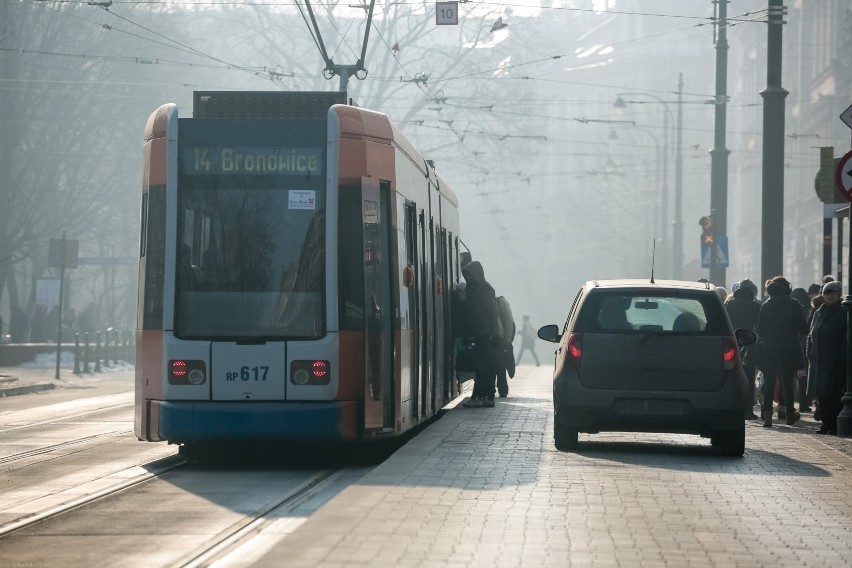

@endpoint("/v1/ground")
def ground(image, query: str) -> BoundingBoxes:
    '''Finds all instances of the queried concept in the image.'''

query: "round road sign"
[836,150,852,203]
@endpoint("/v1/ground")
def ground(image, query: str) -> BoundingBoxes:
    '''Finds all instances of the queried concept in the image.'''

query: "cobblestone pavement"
[251,365,852,568]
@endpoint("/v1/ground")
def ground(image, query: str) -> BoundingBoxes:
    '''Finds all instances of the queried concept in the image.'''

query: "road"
[1,363,851,567]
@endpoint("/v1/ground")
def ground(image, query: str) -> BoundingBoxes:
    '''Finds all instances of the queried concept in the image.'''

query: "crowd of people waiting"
[723,275,847,435]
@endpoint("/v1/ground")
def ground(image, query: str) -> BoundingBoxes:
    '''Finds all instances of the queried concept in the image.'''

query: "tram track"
[0,428,133,465]
[175,468,341,568]
[0,453,187,538]
[0,400,133,434]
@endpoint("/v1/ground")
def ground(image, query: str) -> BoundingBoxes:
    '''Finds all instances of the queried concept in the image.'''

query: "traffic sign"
[836,150,852,203]
[436,2,458,25]
[841,103,852,130]
[701,235,729,269]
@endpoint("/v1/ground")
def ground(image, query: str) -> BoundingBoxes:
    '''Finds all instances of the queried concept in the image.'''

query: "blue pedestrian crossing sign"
[701,235,729,268]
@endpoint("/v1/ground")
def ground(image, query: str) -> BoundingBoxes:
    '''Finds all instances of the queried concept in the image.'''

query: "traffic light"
[699,216,714,245]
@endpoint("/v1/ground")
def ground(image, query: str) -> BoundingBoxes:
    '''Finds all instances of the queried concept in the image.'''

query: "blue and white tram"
[135,91,462,446]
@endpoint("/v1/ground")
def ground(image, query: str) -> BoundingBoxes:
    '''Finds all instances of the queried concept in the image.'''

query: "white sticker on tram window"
[288,190,316,210]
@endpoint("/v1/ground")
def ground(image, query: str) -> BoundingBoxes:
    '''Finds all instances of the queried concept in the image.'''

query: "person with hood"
[459,261,501,408]
[806,280,847,435]
[725,280,761,419]
[755,276,809,427]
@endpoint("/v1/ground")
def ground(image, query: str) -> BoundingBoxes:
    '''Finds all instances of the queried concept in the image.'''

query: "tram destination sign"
[182,146,322,176]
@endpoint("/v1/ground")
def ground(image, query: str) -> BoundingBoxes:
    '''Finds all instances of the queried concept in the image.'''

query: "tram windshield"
[174,119,326,339]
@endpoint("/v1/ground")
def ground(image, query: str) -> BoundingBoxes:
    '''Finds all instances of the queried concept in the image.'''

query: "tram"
[135,91,462,447]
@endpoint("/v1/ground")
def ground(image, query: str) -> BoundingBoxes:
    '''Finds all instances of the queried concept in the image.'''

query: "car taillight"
[722,337,738,371]
[566,333,583,368]
[169,359,206,385]
[290,360,331,385]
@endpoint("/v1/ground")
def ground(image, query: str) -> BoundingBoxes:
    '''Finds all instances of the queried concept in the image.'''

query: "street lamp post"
[614,75,684,279]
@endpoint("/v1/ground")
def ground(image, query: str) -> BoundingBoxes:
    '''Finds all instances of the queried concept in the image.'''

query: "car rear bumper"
[553,369,748,435]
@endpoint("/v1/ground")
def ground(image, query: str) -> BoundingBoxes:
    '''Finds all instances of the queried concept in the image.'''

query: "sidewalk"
[0,352,134,398]
[245,365,852,568]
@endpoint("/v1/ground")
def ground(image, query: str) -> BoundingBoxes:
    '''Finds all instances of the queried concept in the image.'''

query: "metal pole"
[709,0,730,286]
[824,218,833,277]
[672,73,685,279]
[838,219,844,284]
[660,115,670,248]
[840,208,852,436]
[760,0,788,288]
[54,231,66,381]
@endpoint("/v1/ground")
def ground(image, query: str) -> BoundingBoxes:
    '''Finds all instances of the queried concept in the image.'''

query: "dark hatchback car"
[539,279,755,456]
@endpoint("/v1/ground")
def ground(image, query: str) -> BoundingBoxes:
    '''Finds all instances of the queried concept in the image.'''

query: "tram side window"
[339,187,365,330]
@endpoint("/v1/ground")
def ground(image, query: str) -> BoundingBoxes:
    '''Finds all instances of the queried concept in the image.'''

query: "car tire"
[715,425,745,457]
[554,415,579,451]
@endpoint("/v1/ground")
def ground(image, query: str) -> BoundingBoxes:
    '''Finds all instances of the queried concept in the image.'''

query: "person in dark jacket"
[495,295,516,398]
[725,281,761,419]
[806,281,847,435]
[791,287,812,412]
[460,261,501,408]
[756,276,809,427]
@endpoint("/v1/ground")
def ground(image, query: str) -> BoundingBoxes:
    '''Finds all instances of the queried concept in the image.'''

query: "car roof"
[584,279,715,292]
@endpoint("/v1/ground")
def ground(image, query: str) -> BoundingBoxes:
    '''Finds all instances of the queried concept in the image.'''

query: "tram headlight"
[290,360,331,385]
[169,360,207,385]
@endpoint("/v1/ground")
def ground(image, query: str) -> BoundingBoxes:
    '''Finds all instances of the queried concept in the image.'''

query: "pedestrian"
[791,287,812,412]
[726,280,761,419]
[459,261,501,409]
[755,276,808,427]
[807,283,822,302]
[516,314,540,366]
[9,305,27,343]
[806,281,846,435]
[77,302,97,334]
[810,292,826,422]
[495,295,516,398]
[451,282,475,385]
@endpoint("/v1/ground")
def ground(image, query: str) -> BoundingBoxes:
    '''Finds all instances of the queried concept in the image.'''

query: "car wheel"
[715,425,745,457]
[554,415,579,451]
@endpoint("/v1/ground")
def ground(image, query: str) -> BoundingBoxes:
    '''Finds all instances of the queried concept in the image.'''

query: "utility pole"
[709,0,730,286]
[760,0,788,290]
[672,73,684,279]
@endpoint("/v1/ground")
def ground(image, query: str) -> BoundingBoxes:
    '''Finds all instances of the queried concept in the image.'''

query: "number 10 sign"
[436,2,459,25]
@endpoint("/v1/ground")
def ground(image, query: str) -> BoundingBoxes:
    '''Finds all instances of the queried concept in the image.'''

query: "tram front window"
[175,186,325,339]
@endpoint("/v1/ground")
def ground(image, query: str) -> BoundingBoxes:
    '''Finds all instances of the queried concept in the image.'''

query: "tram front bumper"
[147,400,359,443]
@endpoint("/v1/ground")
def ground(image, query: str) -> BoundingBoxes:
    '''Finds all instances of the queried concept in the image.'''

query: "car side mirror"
[735,328,756,347]
[538,324,561,343]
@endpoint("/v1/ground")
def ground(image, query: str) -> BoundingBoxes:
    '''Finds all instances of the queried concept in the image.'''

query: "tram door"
[361,178,394,431]
[403,202,420,420]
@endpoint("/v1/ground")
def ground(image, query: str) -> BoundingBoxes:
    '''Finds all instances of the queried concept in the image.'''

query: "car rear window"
[575,289,730,335]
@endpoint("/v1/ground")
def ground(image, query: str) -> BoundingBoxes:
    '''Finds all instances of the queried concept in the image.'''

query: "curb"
[0,378,57,398]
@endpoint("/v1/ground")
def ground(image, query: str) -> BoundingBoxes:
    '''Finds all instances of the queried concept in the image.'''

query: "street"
[1,363,851,566]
